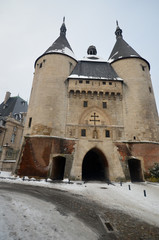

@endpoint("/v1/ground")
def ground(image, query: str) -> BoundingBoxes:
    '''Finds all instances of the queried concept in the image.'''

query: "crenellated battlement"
[68,89,122,100]
[68,79,122,100]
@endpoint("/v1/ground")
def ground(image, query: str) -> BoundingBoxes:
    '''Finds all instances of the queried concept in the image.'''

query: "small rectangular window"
[105,130,110,138]
[13,126,17,132]
[149,87,152,93]
[103,102,107,108]
[86,80,90,84]
[11,133,16,143]
[102,82,106,85]
[81,129,86,136]
[79,80,83,84]
[109,82,112,85]
[141,65,146,71]
[28,117,32,128]
[69,62,73,73]
[83,101,88,107]
[39,63,42,68]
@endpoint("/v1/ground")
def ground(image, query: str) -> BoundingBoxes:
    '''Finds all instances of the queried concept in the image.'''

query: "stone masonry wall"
[17,136,75,178]
[115,142,159,172]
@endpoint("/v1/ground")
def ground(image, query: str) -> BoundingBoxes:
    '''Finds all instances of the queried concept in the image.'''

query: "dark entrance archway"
[51,156,66,180]
[82,148,109,181]
[128,159,143,182]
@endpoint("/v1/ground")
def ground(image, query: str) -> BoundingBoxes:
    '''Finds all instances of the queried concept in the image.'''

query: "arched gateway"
[50,156,66,180]
[82,148,109,181]
[128,159,143,182]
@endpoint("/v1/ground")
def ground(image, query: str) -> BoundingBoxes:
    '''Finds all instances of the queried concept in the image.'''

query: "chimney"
[4,91,11,104]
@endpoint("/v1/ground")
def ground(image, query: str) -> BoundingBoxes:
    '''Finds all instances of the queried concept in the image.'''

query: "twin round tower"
[16,20,159,181]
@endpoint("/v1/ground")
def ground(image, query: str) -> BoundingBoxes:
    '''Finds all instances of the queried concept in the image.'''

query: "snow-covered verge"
[1,171,159,229]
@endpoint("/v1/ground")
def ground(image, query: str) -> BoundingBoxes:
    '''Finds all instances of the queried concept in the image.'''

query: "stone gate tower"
[24,18,77,137]
[109,22,159,142]
[15,21,159,182]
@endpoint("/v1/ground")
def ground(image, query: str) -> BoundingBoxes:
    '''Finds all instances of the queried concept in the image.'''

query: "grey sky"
[0,0,159,112]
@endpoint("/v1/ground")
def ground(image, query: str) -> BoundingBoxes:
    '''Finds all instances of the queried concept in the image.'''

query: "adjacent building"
[0,92,28,171]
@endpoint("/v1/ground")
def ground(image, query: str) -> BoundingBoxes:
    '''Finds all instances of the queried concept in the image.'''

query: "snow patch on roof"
[108,51,119,62]
[80,55,107,62]
[130,55,138,57]
[108,53,140,63]
[68,74,123,81]
[46,47,76,60]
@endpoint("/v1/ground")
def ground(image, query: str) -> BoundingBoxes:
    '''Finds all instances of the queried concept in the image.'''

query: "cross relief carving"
[89,112,100,127]
[89,112,100,139]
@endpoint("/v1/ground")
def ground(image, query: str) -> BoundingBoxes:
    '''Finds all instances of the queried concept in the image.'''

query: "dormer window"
[0,120,4,126]
[21,101,25,106]
[3,104,8,109]
[15,114,19,120]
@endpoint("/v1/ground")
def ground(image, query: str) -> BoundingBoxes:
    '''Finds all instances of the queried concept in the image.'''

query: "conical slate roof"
[108,22,150,69]
[35,19,76,66]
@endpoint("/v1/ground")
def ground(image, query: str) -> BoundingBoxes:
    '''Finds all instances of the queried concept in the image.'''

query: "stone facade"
[0,92,28,171]
[15,21,159,182]
[24,54,76,137]
[0,116,25,171]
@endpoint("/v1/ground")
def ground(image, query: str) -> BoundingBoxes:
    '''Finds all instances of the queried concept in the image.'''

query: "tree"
[149,163,159,179]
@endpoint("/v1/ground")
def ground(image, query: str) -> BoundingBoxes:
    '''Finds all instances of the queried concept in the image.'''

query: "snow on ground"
[0,171,159,230]
[0,190,98,240]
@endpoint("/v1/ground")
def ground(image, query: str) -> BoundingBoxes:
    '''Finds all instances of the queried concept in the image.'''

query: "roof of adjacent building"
[68,46,122,81]
[35,18,76,66]
[0,95,28,119]
[108,22,150,69]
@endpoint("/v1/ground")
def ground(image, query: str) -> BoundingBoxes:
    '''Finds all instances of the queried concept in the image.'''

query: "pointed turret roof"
[108,22,150,69]
[35,18,76,66]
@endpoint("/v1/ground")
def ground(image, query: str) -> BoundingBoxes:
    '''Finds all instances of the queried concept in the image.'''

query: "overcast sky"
[0,0,159,112]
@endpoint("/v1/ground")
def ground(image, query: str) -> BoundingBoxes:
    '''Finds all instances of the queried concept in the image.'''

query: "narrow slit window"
[28,117,32,128]
[141,65,146,71]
